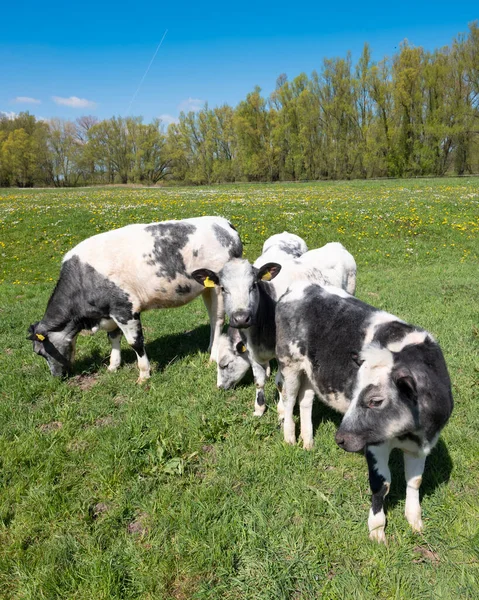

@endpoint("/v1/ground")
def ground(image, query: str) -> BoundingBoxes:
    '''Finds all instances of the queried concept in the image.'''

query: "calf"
[214,242,357,394]
[193,258,281,415]
[28,216,242,380]
[275,282,453,542]
[215,232,309,390]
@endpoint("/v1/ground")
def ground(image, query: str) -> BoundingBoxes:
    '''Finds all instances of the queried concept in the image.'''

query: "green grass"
[0,179,478,599]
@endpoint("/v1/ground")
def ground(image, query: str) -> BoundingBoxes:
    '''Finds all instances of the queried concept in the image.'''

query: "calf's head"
[192,258,281,328]
[27,322,75,377]
[216,328,250,389]
[335,346,419,452]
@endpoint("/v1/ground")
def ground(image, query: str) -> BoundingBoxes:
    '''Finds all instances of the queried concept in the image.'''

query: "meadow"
[0,179,478,599]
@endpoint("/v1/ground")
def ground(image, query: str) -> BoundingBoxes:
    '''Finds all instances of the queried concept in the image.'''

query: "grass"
[0,178,478,599]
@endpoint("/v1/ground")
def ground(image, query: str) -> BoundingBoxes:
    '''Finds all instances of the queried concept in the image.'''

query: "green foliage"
[2,23,479,187]
[0,180,478,598]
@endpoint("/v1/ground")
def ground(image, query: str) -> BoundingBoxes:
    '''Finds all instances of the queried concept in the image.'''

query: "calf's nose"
[335,429,365,453]
[335,430,346,448]
[230,310,252,328]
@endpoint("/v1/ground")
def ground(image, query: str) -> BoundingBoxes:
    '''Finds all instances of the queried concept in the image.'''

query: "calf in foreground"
[28,216,242,380]
[275,282,453,542]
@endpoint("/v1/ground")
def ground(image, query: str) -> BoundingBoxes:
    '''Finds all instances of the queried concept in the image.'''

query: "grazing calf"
[214,242,357,394]
[275,282,453,542]
[28,216,242,380]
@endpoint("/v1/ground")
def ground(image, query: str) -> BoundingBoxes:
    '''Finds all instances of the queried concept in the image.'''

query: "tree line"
[1,23,478,187]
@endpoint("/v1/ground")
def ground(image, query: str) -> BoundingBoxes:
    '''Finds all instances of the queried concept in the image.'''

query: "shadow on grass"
[72,324,212,376]
[387,438,453,509]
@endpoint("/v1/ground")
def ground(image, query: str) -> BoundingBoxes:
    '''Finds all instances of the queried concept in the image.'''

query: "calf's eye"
[368,398,384,408]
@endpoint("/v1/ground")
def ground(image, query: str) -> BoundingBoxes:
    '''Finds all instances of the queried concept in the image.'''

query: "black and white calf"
[212,242,357,395]
[28,216,242,380]
[275,282,453,542]
[193,258,281,415]
[214,232,309,391]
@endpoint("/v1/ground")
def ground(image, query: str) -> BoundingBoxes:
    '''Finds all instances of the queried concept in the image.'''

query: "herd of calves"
[27,216,453,543]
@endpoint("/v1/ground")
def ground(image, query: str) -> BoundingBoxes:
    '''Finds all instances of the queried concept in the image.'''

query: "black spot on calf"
[145,222,197,281]
[176,284,191,295]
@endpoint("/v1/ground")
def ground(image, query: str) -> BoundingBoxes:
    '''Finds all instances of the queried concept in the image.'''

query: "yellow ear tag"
[261,271,272,281]
[36,333,46,341]
[239,343,247,353]
[204,276,215,288]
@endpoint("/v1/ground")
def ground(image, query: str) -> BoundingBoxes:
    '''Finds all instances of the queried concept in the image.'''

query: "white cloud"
[158,113,179,126]
[52,96,97,108]
[0,111,17,120]
[177,97,203,113]
[14,96,41,104]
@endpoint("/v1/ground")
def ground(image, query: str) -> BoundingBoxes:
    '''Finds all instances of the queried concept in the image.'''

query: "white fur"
[404,454,426,532]
[387,330,430,353]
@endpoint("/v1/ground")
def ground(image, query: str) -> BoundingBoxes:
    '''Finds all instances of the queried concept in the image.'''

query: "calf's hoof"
[369,528,387,544]
[107,364,120,372]
[406,515,424,533]
[136,373,151,384]
[302,438,314,451]
[254,406,266,417]
[284,431,296,446]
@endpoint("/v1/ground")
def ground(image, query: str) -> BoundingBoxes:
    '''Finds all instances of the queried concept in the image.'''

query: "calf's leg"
[280,366,303,445]
[107,327,123,372]
[298,378,315,450]
[366,443,391,544]
[275,370,285,423]
[113,314,150,382]
[202,286,225,362]
[404,453,426,532]
[251,360,269,416]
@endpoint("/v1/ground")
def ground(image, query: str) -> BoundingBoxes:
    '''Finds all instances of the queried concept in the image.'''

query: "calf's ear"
[257,262,282,282]
[235,341,248,354]
[393,368,417,403]
[191,269,220,288]
[27,322,48,342]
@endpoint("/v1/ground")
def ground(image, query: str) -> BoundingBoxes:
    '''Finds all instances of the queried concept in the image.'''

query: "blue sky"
[1,1,477,124]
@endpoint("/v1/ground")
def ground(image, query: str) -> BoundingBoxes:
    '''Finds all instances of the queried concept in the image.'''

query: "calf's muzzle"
[230,310,253,328]
[335,429,366,453]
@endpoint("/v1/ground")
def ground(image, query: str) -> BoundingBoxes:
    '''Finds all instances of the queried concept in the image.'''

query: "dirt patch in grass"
[92,502,110,518]
[39,421,63,433]
[413,546,440,564]
[127,512,150,537]
[68,373,99,391]
[95,415,114,427]
[169,574,202,600]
